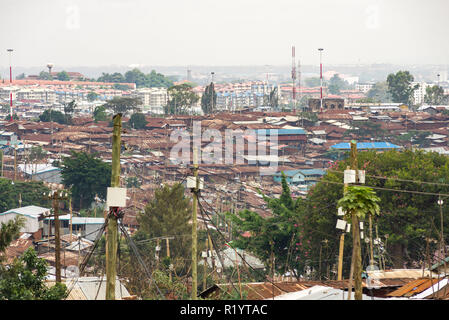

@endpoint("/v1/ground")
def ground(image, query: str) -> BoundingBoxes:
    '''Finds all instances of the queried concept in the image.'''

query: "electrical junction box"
[344,170,356,184]
[344,170,366,184]
[187,176,204,189]
[336,219,347,231]
[106,187,127,208]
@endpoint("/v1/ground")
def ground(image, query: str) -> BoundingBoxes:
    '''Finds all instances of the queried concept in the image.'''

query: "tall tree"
[103,96,142,115]
[269,87,279,109]
[38,71,52,80]
[127,112,147,129]
[165,83,199,115]
[328,74,350,94]
[136,183,192,266]
[93,105,109,122]
[60,151,111,209]
[201,82,217,114]
[424,85,445,105]
[366,81,392,103]
[39,109,66,124]
[229,173,302,278]
[63,99,76,124]
[56,71,70,81]
[386,71,418,105]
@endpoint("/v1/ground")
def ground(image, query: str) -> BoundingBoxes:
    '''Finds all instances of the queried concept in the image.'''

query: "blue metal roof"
[330,142,401,150]
[256,128,307,135]
[275,168,326,177]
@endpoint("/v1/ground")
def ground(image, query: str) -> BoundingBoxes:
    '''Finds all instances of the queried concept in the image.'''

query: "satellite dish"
[66,265,80,278]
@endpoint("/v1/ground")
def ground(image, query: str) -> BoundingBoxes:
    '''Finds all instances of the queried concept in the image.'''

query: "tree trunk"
[353,214,363,300]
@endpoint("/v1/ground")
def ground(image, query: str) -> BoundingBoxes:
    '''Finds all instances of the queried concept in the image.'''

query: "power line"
[319,179,449,198]
[327,169,449,188]
[117,219,166,299]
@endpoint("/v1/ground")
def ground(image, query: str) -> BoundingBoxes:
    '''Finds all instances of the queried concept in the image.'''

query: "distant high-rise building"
[187,69,192,82]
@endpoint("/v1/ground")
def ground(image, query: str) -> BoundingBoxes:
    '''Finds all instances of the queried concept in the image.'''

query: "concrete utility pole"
[191,147,199,300]
[44,190,69,283]
[106,113,122,300]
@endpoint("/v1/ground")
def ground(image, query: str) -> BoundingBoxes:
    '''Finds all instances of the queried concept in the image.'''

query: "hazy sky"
[1,0,448,69]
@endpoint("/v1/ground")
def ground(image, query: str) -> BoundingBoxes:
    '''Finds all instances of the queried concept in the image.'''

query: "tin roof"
[387,278,439,297]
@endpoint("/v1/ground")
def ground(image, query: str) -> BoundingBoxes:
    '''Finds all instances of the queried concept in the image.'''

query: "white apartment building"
[16,88,56,104]
[134,87,168,109]
[413,82,432,105]
[355,82,374,93]
[0,86,19,102]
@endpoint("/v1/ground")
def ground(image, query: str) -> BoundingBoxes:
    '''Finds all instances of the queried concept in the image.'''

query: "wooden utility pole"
[337,165,350,281]
[106,113,122,300]
[166,237,172,282]
[347,140,363,300]
[191,147,199,300]
[69,198,73,241]
[203,238,208,291]
[44,190,68,283]
[14,146,17,181]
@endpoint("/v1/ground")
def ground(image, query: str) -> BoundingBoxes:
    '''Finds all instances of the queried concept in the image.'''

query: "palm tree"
[338,186,380,300]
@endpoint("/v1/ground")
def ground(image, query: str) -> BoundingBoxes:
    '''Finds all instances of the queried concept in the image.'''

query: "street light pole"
[7,48,13,122]
[318,48,324,112]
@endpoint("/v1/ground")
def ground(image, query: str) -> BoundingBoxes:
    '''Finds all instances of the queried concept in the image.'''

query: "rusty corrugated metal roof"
[387,278,438,297]
[211,278,413,300]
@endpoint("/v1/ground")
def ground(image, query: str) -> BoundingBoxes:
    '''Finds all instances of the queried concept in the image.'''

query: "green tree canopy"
[0,248,67,300]
[38,71,52,80]
[61,151,111,209]
[366,81,392,103]
[38,109,67,124]
[102,96,142,115]
[386,71,418,105]
[87,92,99,102]
[127,112,147,129]
[424,85,445,105]
[165,83,199,115]
[0,178,50,212]
[201,82,217,114]
[229,174,302,278]
[301,149,449,273]
[328,74,351,94]
[57,71,70,81]
[136,183,192,267]
[93,105,109,122]
[0,216,25,254]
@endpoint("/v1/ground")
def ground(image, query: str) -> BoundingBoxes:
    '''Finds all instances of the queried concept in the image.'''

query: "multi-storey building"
[413,82,432,105]
[355,82,374,93]
[134,87,168,111]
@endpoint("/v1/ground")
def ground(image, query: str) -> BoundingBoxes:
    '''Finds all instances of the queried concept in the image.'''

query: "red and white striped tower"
[7,49,13,122]
[318,48,324,112]
[291,46,296,113]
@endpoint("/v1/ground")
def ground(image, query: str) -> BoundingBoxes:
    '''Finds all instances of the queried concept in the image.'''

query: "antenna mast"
[291,46,296,113]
